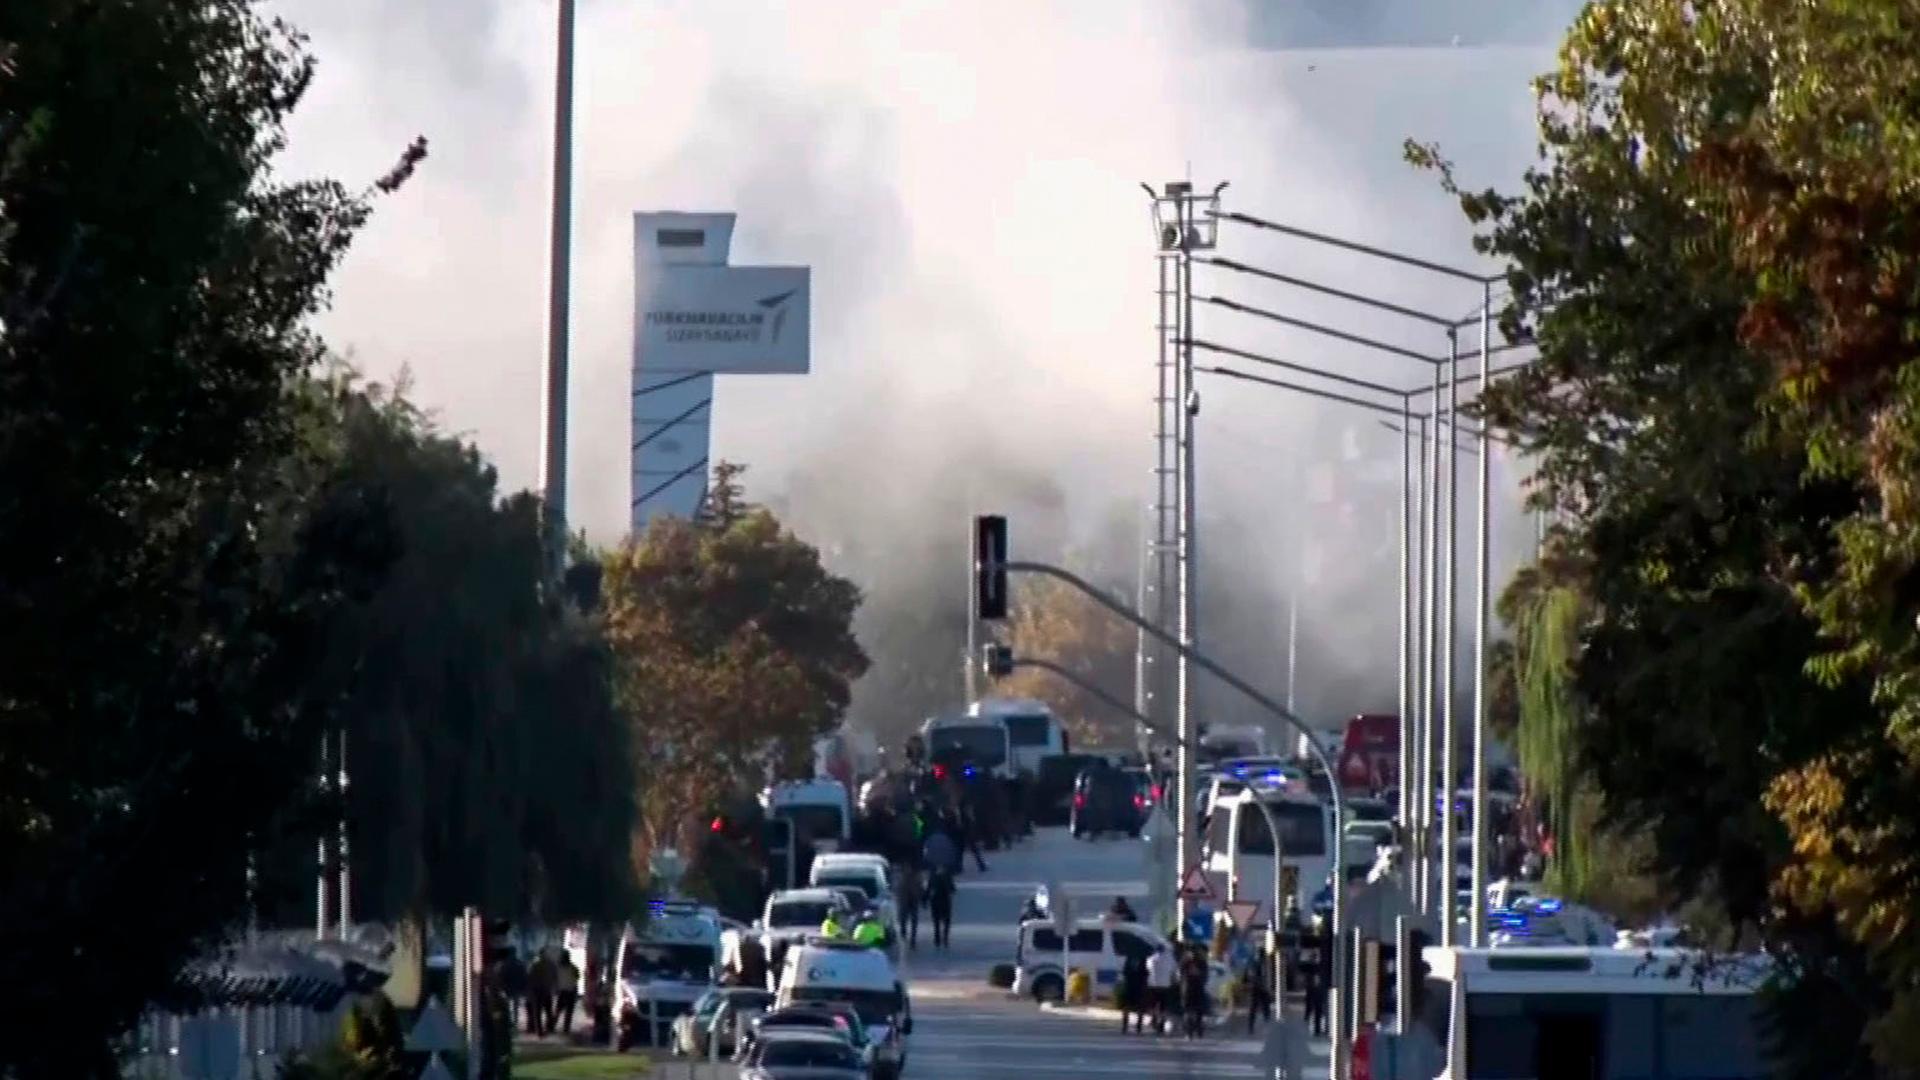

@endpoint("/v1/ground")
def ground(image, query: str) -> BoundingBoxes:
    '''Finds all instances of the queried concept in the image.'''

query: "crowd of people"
[492,945,583,1038]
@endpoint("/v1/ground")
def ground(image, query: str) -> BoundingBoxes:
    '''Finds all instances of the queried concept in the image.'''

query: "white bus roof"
[968,698,1053,716]
[1429,946,1771,996]
[811,852,888,869]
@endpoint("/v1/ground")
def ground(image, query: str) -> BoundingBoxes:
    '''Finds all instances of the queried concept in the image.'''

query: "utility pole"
[1147,179,1223,933]
[540,0,575,574]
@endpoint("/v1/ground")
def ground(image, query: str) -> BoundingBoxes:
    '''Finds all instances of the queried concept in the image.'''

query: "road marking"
[954,880,1149,894]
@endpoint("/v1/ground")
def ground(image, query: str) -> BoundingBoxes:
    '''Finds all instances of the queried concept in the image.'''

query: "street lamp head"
[1186,389,1201,417]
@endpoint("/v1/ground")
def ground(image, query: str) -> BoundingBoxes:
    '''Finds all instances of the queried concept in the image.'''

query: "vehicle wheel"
[1032,972,1066,1003]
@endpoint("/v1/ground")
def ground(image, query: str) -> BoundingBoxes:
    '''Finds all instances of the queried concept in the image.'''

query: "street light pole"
[1397,402,1413,852]
[1421,364,1442,921]
[1439,333,1461,947]
[540,0,575,574]
[1470,286,1494,946]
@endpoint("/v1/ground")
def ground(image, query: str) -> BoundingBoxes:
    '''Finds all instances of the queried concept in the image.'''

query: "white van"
[969,697,1065,776]
[615,901,722,1050]
[1011,917,1230,1003]
[761,779,852,852]
[775,939,913,1075]
[1389,946,1775,1078]
[1202,786,1335,926]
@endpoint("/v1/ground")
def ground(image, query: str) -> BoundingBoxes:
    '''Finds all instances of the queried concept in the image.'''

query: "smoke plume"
[269,0,1578,743]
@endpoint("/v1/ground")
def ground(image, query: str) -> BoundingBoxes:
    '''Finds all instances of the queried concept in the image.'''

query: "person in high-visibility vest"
[821,909,850,939]
[851,911,887,948]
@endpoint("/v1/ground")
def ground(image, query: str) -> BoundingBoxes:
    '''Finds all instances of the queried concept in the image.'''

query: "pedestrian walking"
[896,865,925,950]
[1241,955,1273,1034]
[1179,948,1210,1040]
[556,953,581,1035]
[1145,944,1176,1036]
[1120,951,1150,1034]
[927,867,957,949]
[496,950,527,1035]
[526,948,556,1037]
[959,806,989,872]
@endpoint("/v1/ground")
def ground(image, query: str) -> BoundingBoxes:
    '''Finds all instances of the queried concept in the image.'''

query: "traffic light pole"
[987,554,1348,1069]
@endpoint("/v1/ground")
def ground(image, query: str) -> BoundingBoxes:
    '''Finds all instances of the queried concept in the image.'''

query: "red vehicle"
[1339,714,1399,793]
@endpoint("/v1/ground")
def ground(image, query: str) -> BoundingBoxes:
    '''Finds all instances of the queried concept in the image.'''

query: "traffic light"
[983,643,1013,677]
[975,515,1008,620]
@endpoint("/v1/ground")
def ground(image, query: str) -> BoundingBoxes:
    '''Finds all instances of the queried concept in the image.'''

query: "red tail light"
[1073,793,1086,809]
[1133,795,1146,810]
[932,764,947,780]
[710,816,725,833]
[1151,784,1163,801]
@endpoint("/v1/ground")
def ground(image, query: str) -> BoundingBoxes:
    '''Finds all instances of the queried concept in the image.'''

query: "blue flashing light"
[963,765,976,778]
[1263,770,1284,783]
[1536,898,1563,913]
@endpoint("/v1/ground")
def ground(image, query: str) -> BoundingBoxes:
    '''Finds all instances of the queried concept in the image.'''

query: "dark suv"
[1070,765,1145,839]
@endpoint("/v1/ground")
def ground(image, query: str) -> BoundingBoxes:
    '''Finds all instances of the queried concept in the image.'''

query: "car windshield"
[816,875,874,900]
[769,900,835,928]
[788,985,903,1027]
[1235,800,1327,856]
[754,1038,861,1069]
[776,804,846,845]
[621,942,715,981]
[925,724,1007,768]
[1000,713,1052,746]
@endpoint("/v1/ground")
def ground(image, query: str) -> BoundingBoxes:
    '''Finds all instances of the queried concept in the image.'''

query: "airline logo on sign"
[634,264,811,375]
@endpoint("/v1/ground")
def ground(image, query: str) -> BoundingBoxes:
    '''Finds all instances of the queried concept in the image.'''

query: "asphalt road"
[892,826,1328,1080]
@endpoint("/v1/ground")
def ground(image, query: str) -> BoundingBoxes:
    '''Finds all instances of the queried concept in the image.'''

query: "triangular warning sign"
[419,1054,456,1080]
[406,997,464,1054]
[1178,864,1214,900]
[1225,899,1261,931]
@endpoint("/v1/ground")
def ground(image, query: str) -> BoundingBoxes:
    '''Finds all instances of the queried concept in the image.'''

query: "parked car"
[671,987,774,1058]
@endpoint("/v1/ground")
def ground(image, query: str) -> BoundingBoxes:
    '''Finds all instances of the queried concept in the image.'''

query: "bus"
[918,714,1011,779]
[967,697,1065,776]
[1391,945,1776,1078]
[1202,784,1335,925]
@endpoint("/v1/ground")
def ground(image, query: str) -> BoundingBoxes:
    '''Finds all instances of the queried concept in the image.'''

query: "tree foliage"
[995,575,1138,748]
[602,464,868,884]
[277,378,635,928]
[0,4,423,1074]
[1415,0,1920,1069]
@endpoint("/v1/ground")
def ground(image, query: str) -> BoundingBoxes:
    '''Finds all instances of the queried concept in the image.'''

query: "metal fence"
[120,1001,352,1080]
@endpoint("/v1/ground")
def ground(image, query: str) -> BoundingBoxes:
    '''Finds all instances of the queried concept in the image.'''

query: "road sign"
[406,997,464,1054]
[1226,899,1261,931]
[1179,864,1214,901]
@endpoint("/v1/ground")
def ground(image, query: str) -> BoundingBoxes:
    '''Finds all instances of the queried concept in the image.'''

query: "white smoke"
[269,0,1568,736]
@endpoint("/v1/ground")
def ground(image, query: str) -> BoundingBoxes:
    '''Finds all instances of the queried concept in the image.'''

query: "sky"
[266,0,1580,737]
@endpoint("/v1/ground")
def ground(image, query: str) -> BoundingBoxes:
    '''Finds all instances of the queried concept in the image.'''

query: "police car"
[616,901,722,1050]
[775,937,912,1078]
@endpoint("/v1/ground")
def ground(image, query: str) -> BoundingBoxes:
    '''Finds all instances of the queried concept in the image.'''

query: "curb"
[1039,1001,1231,1027]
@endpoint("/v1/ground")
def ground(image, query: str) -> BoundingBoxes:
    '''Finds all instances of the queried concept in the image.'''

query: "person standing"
[1302,921,1330,1039]
[1241,954,1273,1034]
[555,953,581,1035]
[926,867,957,949]
[896,865,924,950]
[1180,947,1210,1040]
[526,948,556,1037]
[1145,944,1176,1036]
[1120,951,1150,1034]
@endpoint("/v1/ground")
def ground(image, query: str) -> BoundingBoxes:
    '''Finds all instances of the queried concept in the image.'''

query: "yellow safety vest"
[821,915,848,938]
[852,920,885,947]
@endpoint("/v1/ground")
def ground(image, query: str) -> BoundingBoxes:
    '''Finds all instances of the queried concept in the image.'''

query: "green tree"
[1411,1,1914,1069]
[604,463,868,887]
[0,5,420,1073]
[996,575,1138,748]
[273,377,635,928]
